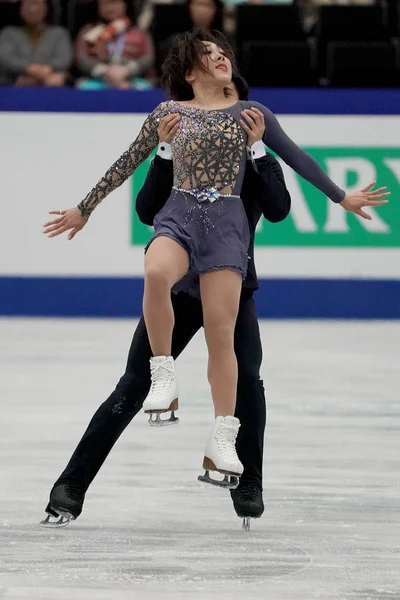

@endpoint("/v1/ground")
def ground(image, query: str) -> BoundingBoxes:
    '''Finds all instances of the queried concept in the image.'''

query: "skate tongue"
[151,355,171,364]
[221,415,240,429]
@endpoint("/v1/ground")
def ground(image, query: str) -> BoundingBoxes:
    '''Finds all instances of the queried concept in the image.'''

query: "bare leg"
[200,269,242,417]
[143,236,189,356]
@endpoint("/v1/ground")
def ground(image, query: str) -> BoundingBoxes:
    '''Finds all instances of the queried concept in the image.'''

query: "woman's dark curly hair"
[161,28,237,101]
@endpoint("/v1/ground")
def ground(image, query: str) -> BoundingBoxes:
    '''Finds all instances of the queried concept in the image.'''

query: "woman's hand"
[157,113,180,143]
[340,182,390,220]
[240,107,265,147]
[43,207,88,240]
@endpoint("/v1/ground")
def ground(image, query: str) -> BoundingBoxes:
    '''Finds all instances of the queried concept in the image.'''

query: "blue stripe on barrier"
[0,277,399,319]
[1,87,400,114]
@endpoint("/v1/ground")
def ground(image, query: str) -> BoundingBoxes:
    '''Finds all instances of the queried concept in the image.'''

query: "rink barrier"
[1,87,400,114]
[0,277,399,319]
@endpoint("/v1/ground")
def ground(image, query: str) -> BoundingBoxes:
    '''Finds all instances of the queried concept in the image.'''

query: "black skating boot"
[230,481,264,531]
[40,481,85,528]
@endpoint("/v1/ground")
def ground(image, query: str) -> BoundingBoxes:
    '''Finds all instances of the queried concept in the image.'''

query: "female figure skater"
[43,29,389,486]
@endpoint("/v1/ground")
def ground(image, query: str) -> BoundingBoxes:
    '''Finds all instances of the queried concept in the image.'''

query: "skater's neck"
[188,84,233,110]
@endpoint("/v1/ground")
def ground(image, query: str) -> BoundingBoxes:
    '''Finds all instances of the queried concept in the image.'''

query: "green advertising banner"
[131,148,400,247]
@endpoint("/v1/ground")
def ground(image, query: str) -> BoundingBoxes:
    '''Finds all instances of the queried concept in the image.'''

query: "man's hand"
[240,107,265,147]
[157,113,180,143]
[340,182,390,220]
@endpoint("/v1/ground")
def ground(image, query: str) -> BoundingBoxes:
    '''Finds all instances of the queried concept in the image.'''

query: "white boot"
[143,356,178,419]
[203,416,243,476]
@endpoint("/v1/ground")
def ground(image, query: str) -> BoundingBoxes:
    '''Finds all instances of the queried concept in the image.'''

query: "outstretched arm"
[78,114,159,217]
[43,107,164,240]
[259,104,345,202]
[256,103,389,218]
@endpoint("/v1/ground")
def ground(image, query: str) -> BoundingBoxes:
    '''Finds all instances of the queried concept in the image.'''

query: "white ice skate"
[143,356,179,426]
[198,416,243,490]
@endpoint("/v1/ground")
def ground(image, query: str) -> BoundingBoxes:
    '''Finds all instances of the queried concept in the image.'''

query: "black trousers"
[55,291,266,491]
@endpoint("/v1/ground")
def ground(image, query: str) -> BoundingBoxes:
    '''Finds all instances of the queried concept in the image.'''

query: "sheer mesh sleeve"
[77,107,164,217]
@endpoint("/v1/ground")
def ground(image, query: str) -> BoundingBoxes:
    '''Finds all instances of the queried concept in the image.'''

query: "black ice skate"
[40,482,85,528]
[230,482,264,531]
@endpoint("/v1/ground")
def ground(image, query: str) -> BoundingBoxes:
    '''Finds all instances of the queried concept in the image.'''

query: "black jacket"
[136,153,291,292]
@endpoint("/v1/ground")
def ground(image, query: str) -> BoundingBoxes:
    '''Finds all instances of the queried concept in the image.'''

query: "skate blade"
[241,515,261,532]
[198,470,239,490]
[148,411,179,427]
[202,457,242,479]
[39,511,74,528]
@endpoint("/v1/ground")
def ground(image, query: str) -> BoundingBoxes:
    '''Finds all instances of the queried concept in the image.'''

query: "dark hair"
[232,72,249,101]
[161,28,237,101]
[184,0,224,32]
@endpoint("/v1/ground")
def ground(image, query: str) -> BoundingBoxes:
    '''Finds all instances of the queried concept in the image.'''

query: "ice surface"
[0,318,399,600]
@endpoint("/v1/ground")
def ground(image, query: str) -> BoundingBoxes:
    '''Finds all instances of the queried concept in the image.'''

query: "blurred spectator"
[138,0,225,35]
[222,0,293,5]
[155,0,227,64]
[75,0,155,90]
[301,0,376,32]
[0,0,72,86]
[185,0,224,30]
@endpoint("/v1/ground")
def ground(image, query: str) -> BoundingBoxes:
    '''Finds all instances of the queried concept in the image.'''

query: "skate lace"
[215,423,239,461]
[149,360,174,399]
[237,483,261,503]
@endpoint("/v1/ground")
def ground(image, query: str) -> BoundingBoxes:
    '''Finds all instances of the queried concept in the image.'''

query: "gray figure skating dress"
[78,100,345,278]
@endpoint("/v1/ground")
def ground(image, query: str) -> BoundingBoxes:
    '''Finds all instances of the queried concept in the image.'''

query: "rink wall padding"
[0,277,399,319]
[1,87,400,114]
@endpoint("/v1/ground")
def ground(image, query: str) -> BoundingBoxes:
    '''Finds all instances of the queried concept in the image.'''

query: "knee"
[236,377,266,417]
[145,263,172,290]
[206,321,235,352]
[236,352,263,398]
[237,374,264,394]
[236,360,261,384]
[114,372,150,406]
[235,342,262,382]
